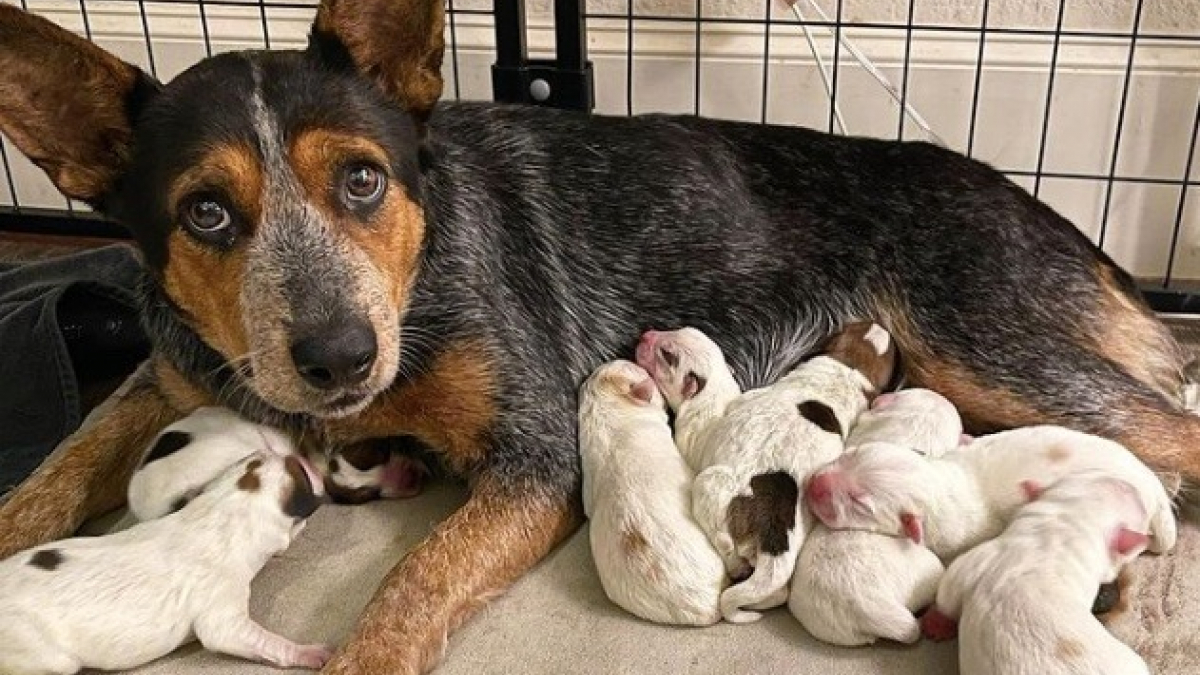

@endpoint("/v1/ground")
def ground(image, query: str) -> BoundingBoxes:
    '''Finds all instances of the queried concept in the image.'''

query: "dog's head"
[0,1,445,418]
[634,327,733,412]
[805,441,931,541]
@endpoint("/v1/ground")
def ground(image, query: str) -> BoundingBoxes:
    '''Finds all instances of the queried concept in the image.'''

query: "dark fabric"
[0,244,149,492]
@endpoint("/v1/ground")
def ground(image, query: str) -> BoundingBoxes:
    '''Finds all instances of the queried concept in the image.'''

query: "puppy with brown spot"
[789,389,959,645]
[307,436,431,505]
[126,406,296,521]
[806,425,1177,563]
[640,322,896,623]
[0,451,329,675]
[579,360,727,626]
[920,471,1152,675]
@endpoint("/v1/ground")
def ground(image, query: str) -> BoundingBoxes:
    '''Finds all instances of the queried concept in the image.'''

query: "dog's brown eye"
[345,164,386,203]
[186,198,231,233]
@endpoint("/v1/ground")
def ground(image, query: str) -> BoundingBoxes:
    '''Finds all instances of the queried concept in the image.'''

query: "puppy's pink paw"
[920,608,958,642]
[291,644,334,670]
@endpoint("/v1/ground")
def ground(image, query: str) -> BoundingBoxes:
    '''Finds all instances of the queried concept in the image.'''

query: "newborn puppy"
[921,471,1152,675]
[807,426,1176,562]
[789,524,944,645]
[579,360,727,626]
[127,406,295,521]
[845,388,962,458]
[641,322,896,623]
[0,452,329,675]
[308,436,431,505]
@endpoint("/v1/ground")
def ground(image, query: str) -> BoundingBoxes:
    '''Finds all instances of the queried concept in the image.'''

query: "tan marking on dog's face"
[167,143,264,229]
[324,339,497,477]
[161,230,250,361]
[1090,262,1185,400]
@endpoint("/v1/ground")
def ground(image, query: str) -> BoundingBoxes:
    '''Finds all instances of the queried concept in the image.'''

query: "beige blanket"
[107,481,1190,675]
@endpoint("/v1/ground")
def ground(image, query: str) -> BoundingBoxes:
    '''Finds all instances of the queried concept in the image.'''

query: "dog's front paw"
[288,644,334,670]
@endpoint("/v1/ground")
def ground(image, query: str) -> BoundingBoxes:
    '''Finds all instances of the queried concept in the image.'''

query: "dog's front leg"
[0,358,199,557]
[322,474,583,675]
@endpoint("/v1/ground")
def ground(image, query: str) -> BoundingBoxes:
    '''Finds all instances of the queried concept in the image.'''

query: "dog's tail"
[719,545,797,623]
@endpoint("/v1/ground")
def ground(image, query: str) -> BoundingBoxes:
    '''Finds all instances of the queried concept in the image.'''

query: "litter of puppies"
[582,321,1176,673]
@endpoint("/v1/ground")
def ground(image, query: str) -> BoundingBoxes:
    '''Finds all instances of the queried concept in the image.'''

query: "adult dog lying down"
[0,1,1192,672]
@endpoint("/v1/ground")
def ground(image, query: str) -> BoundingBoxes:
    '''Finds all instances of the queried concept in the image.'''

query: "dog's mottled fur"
[0,0,1196,671]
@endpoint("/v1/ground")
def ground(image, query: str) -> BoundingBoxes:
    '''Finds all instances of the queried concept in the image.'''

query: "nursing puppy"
[579,360,726,626]
[806,426,1176,561]
[845,388,963,457]
[0,452,329,675]
[127,406,295,521]
[921,471,1152,675]
[640,322,896,623]
[307,437,431,505]
[789,388,958,645]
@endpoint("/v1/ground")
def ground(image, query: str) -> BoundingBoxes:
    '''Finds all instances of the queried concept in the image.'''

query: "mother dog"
[0,1,1194,672]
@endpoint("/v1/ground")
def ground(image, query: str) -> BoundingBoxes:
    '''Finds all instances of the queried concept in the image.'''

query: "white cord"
[789,2,847,135]
[791,0,948,147]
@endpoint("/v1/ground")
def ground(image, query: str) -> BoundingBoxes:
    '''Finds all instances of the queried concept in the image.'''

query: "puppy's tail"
[720,549,796,623]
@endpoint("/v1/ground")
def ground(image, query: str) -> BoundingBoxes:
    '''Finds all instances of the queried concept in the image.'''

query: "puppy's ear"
[1112,527,1150,556]
[900,511,924,544]
[871,392,897,410]
[308,0,444,127]
[0,5,159,206]
[682,372,708,400]
[629,378,658,405]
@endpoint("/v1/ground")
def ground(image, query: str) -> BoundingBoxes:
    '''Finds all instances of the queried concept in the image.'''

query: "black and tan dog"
[0,0,1194,672]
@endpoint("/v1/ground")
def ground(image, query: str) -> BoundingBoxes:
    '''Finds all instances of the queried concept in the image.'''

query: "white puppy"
[0,451,330,675]
[580,360,727,626]
[639,322,896,623]
[806,425,1176,562]
[845,388,963,457]
[921,471,1152,675]
[127,406,295,521]
[789,387,957,645]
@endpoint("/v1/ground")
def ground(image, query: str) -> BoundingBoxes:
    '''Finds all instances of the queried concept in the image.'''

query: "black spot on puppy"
[143,431,192,464]
[727,472,800,557]
[237,459,263,492]
[798,400,842,437]
[1092,581,1121,615]
[284,456,323,519]
[29,549,64,571]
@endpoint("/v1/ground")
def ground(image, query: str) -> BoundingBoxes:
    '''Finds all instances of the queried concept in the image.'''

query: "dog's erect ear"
[0,5,159,206]
[309,0,445,126]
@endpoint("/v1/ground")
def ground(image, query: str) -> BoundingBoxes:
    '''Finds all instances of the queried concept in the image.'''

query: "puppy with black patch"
[307,436,431,505]
[0,451,328,675]
[579,360,727,626]
[789,389,958,645]
[640,322,896,623]
[920,471,1152,675]
[806,425,1176,562]
[127,406,295,521]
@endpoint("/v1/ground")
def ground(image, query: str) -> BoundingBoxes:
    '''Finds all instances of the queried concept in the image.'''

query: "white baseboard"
[6,1,1200,281]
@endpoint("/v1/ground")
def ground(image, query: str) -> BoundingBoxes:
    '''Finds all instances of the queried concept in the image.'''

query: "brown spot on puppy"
[28,549,64,571]
[820,322,897,396]
[620,525,650,556]
[727,472,800,556]
[283,456,323,519]
[1054,638,1086,660]
[798,401,843,437]
[324,339,497,476]
[237,459,263,492]
[1045,444,1072,464]
[143,431,193,465]
[339,439,391,471]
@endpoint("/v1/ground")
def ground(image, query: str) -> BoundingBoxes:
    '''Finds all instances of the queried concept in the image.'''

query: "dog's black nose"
[290,321,377,390]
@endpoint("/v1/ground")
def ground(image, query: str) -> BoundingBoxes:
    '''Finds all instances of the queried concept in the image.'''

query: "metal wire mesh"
[2,0,1199,292]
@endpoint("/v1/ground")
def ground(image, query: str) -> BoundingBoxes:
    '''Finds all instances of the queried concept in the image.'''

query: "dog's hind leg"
[0,359,195,557]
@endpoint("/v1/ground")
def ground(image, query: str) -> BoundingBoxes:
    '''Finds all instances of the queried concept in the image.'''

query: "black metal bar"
[1031,0,1066,198]
[1163,96,1200,288]
[895,0,916,140]
[0,141,21,213]
[198,0,214,58]
[760,0,771,124]
[492,0,594,111]
[447,0,462,100]
[966,0,990,157]
[1097,0,1145,250]
[626,0,634,116]
[694,0,702,115]
[136,0,158,77]
[1002,169,1197,187]
[827,0,843,133]
[0,208,128,239]
[258,0,272,49]
[1141,287,1200,314]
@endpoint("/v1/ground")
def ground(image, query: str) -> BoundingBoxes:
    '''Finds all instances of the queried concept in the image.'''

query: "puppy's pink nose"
[806,471,836,506]
[635,331,661,373]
